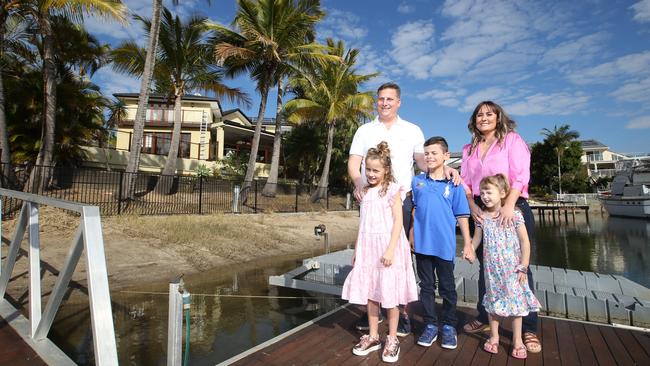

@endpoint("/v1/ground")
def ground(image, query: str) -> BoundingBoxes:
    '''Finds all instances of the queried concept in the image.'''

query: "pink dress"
[341,183,418,308]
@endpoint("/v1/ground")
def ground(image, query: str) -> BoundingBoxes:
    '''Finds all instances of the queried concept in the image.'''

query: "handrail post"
[168,278,183,366]
[28,202,42,337]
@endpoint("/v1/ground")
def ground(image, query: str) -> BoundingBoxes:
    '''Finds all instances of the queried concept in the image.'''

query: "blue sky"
[86,0,650,154]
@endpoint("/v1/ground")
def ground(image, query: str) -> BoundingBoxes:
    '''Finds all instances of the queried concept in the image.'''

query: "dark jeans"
[416,254,457,326]
[471,196,538,333]
[402,193,413,234]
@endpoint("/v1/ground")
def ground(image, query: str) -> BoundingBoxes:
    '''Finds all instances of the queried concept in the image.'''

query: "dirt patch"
[1,207,359,296]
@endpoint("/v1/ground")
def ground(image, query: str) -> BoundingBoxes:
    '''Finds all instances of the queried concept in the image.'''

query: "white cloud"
[390,20,436,79]
[631,0,650,23]
[626,116,650,129]
[540,32,609,65]
[397,3,415,14]
[507,92,591,116]
[569,51,650,84]
[319,9,368,42]
[461,87,511,112]
[417,88,467,108]
[611,77,650,103]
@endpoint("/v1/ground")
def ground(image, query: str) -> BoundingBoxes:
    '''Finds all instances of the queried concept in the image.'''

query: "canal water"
[48,214,649,365]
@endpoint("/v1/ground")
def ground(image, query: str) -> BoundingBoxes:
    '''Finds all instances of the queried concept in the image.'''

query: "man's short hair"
[424,136,449,153]
[377,82,401,98]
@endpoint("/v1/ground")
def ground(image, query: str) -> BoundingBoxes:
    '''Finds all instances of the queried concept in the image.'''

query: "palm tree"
[210,0,331,197]
[6,0,126,193]
[541,124,580,195]
[112,7,249,194]
[284,39,376,202]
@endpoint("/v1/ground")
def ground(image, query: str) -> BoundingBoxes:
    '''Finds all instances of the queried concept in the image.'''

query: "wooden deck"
[0,317,46,366]
[229,303,650,365]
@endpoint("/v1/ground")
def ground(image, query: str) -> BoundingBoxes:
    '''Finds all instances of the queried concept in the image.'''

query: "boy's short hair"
[424,136,449,153]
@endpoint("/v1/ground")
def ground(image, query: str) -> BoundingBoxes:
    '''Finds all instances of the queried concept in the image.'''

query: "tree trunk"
[242,83,269,199]
[262,80,284,197]
[27,11,56,194]
[310,122,335,203]
[122,0,163,200]
[0,11,17,188]
[155,92,182,194]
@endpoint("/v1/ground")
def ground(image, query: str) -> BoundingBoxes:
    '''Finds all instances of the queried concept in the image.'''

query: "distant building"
[579,139,628,179]
[80,93,277,176]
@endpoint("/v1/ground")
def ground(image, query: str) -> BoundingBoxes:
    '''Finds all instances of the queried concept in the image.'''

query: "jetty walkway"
[222,303,650,365]
[0,317,46,365]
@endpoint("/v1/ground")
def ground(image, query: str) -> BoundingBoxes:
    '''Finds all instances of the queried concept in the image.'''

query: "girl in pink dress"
[342,141,418,363]
[466,174,541,359]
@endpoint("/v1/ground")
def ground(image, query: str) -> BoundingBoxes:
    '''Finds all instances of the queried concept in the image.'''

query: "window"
[141,132,191,158]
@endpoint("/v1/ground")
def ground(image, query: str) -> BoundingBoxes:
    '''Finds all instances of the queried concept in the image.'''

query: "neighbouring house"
[579,139,628,179]
[80,93,277,176]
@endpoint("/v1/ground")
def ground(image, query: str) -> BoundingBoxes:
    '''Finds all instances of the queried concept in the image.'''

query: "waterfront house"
[579,139,628,179]
[80,93,276,176]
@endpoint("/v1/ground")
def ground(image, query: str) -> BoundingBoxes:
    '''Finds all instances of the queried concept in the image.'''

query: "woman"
[460,101,541,354]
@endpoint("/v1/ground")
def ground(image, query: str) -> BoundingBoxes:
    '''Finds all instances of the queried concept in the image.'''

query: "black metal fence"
[0,164,355,218]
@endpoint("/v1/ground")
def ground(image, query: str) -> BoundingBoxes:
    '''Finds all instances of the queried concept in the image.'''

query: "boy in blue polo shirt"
[409,136,471,349]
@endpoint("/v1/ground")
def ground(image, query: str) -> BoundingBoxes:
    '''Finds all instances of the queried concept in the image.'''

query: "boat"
[599,157,650,219]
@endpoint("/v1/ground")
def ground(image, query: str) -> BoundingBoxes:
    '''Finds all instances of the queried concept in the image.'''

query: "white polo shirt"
[349,116,425,193]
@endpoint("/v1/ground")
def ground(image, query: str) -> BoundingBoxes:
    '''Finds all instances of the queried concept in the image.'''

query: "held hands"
[462,244,476,263]
[517,271,527,284]
[381,249,394,267]
[353,177,366,202]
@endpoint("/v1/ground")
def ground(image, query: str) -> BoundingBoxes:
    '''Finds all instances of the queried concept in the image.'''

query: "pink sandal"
[512,345,527,359]
[483,340,499,354]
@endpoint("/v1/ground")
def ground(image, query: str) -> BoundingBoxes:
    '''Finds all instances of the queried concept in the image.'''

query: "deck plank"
[583,323,617,366]
[599,326,634,365]
[613,327,650,365]
[554,317,580,366]
[228,304,650,366]
[0,318,47,366]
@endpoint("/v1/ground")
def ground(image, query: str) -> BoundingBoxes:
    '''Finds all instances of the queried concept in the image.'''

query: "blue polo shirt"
[411,173,470,261]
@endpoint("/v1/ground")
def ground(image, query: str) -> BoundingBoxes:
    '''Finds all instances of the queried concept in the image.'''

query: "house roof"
[580,139,608,150]
[113,93,223,113]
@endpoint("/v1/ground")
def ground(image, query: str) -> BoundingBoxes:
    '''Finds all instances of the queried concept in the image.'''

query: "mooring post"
[346,193,352,210]
[168,278,183,366]
[232,185,240,213]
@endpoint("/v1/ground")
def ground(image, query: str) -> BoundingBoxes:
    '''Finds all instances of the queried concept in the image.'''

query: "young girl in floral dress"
[466,174,541,359]
[341,141,418,363]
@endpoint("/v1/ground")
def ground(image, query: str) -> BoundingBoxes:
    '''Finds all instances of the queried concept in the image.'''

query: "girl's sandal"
[523,332,542,353]
[512,345,527,359]
[464,319,490,334]
[483,340,499,354]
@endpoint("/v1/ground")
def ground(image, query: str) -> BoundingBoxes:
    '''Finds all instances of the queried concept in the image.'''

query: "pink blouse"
[461,132,530,199]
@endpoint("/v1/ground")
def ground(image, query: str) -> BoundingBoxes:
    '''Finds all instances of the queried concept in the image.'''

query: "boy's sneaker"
[382,335,400,363]
[396,314,411,337]
[352,334,381,356]
[417,324,438,347]
[355,312,384,331]
[441,324,458,349]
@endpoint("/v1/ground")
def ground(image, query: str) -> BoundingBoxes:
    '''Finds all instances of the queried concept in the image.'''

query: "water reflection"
[49,255,343,365]
[532,215,649,288]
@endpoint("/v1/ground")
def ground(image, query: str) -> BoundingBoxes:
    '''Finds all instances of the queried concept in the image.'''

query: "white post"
[168,280,183,366]
[232,185,240,213]
[345,193,351,210]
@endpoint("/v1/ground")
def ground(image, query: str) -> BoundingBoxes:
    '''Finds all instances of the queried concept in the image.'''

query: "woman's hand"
[381,249,394,267]
[443,166,462,185]
[462,244,476,263]
[469,200,484,225]
[498,203,515,227]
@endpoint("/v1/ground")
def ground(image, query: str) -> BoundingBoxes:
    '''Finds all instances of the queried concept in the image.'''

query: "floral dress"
[341,183,418,309]
[480,210,541,317]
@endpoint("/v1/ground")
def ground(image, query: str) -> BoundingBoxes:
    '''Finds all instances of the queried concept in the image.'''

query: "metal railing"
[1,164,355,218]
[0,188,118,365]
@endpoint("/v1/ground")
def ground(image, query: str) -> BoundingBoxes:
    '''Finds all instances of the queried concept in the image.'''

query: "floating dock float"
[269,249,650,328]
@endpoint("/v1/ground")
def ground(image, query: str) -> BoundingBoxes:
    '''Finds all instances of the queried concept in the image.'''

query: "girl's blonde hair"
[479,174,510,205]
[365,141,395,196]
[467,101,517,155]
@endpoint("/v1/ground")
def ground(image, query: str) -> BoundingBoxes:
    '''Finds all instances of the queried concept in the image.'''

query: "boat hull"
[599,195,650,219]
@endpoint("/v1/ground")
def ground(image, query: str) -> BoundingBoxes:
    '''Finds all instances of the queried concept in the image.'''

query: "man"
[348,82,459,336]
